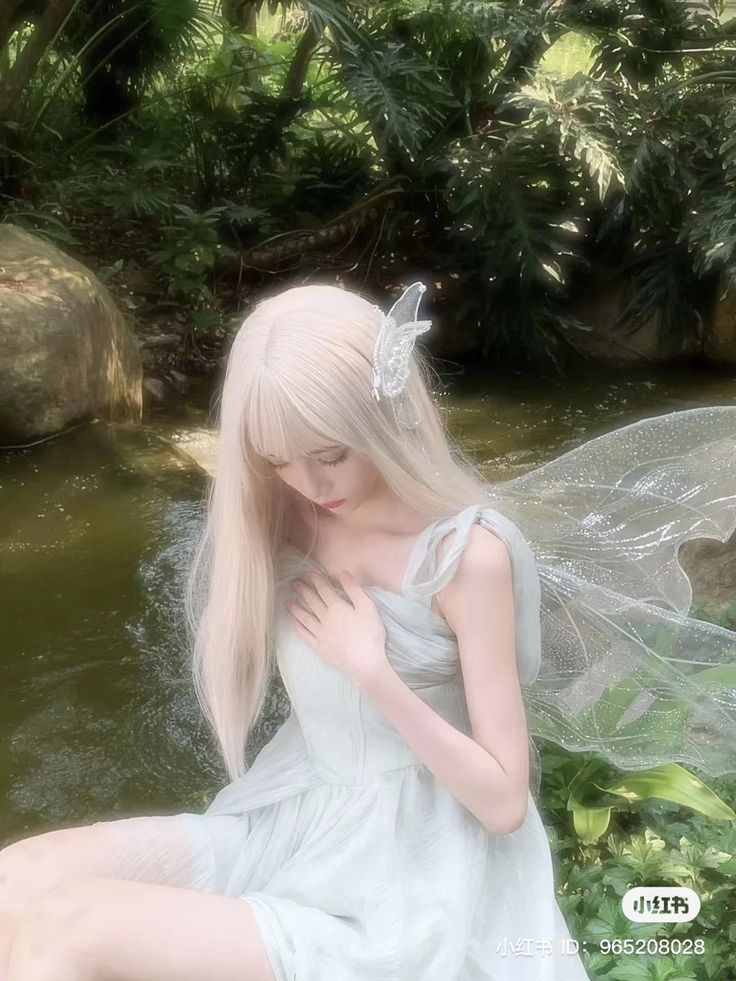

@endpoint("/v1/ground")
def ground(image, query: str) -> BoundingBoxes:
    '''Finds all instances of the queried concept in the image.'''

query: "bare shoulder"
[435,523,512,621]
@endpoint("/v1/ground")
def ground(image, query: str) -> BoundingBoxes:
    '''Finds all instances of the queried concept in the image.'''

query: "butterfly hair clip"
[370,281,432,430]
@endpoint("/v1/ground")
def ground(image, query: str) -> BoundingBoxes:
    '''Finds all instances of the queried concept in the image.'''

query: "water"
[2,363,735,843]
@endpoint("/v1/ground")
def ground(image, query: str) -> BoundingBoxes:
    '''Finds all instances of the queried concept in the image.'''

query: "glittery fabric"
[484,404,736,776]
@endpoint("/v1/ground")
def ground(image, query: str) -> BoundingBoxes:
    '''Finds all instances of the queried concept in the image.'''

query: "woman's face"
[267,445,383,514]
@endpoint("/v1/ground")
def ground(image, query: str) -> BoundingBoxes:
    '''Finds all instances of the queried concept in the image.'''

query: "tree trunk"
[222,0,258,33]
[282,17,321,100]
[0,0,76,121]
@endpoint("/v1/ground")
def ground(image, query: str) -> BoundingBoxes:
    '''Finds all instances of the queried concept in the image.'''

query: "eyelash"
[325,450,349,467]
[272,449,348,471]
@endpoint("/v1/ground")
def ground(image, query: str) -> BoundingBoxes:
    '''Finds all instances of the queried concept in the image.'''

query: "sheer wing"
[484,405,736,777]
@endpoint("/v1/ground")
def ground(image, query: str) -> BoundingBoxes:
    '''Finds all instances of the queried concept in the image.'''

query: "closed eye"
[271,449,349,471]
[325,449,349,467]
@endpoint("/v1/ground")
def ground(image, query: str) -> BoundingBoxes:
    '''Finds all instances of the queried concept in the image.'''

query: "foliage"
[4,0,736,361]
[538,740,736,980]
[565,756,734,844]
[4,8,736,974]
[537,601,736,979]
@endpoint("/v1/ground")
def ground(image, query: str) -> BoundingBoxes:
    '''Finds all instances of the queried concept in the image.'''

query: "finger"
[286,600,319,635]
[291,618,315,641]
[308,571,342,601]
[338,570,366,606]
[293,575,327,611]
[312,570,346,604]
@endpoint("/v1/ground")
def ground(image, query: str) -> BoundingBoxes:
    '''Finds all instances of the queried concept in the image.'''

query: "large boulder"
[0,224,142,442]
[564,265,736,368]
[564,266,702,366]
[705,277,736,367]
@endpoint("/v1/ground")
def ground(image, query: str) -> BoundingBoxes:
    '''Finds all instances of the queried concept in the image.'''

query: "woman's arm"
[361,526,530,836]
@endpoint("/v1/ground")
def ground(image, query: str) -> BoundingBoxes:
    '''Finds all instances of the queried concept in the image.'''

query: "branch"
[282,15,322,100]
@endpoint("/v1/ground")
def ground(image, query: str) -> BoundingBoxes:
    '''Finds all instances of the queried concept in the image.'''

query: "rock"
[139,334,180,349]
[704,277,736,367]
[564,266,701,366]
[564,265,736,369]
[0,225,142,441]
[143,376,166,401]
[120,258,162,299]
[168,369,189,391]
[172,428,218,475]
[679,531,736,620]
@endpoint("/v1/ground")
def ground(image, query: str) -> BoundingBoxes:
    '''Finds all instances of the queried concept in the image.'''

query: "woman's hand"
[286,570,391,690]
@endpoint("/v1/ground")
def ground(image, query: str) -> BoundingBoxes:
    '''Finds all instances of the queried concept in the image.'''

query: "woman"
[2,281,734,980]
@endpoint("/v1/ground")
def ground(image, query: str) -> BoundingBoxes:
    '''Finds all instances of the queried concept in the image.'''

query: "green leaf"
[599,764,736,821]
[571,803,613,842]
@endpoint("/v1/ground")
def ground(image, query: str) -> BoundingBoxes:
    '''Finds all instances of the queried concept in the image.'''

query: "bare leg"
[7,876,275,981]
[0,812,233,978]
[0,823,117,973]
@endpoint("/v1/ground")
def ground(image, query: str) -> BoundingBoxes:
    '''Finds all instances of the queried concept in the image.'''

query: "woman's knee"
[0,824,117,906]
[0,836,50,905]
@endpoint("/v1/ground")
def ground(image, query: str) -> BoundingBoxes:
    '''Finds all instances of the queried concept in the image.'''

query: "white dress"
[97,503,592,980]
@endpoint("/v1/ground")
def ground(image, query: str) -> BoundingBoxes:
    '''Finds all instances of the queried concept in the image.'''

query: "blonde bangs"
[242,370,344,468]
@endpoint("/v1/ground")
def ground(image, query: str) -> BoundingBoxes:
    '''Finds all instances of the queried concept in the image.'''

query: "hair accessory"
[371,281,432,430]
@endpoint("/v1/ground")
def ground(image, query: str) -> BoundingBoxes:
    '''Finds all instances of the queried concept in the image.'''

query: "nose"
[295,462,331,502]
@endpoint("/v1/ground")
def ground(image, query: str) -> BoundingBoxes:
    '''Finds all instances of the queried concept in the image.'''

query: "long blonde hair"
[185,282,491,780]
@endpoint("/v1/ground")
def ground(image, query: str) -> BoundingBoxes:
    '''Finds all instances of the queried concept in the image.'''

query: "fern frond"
[617,244,702,343]
[337,37,458,155]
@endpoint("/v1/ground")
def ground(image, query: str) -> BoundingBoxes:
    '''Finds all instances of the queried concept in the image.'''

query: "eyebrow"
[265,444,343,463]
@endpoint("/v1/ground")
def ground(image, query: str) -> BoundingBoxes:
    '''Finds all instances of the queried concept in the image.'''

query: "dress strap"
[403,504,483,602]
[404,501,543,690]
